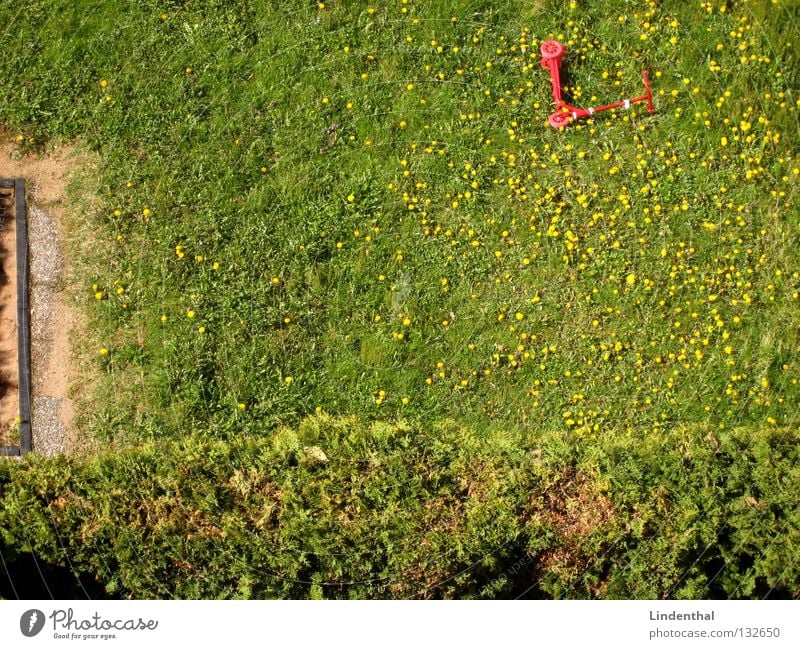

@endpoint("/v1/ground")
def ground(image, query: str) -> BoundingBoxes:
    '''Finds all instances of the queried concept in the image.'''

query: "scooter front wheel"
[540,40,566,60]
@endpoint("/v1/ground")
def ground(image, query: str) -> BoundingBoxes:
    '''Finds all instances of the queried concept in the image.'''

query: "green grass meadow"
[0,0,799,598]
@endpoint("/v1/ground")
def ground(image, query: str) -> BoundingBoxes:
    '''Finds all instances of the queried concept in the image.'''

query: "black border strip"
[15,179,31,454]
[0,178,31,456]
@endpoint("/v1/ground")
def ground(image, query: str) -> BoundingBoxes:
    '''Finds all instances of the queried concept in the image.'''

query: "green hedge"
[1,416,798,598]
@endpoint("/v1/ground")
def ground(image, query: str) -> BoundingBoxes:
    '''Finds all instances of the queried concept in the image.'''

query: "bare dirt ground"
[0,185,18,445]
[0,141,83,454]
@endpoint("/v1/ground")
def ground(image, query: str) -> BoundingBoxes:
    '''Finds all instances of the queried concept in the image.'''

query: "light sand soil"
[0,185,18,444]
[0,142,83,454]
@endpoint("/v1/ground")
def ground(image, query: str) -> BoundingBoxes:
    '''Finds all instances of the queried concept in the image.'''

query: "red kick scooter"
[539,40,654,128]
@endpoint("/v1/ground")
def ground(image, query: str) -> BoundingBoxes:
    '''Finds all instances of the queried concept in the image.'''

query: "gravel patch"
[31,396,66,456]
[28,203,66,456]
[29,204,62,344]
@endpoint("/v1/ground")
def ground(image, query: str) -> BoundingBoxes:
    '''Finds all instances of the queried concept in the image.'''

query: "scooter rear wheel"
[549,111,572,128]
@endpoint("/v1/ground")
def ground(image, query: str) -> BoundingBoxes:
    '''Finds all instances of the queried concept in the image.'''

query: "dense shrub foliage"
[0,1,797,441]
[1,417,798,598]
